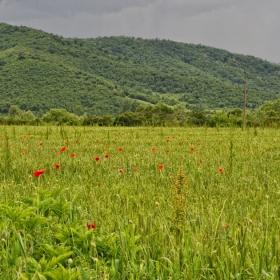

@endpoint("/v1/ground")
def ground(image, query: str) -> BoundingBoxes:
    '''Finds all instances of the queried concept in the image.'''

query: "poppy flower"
[95,156,100,162]
[166,139,170,142]
[71,153,76,158]
[119,168,123,173]
[166,149,170,152]
[61,146,66,152]
[55,152,60,156]
[55,164,60,169]
[87,223,96,230]
[199,159,203,164]
[104,154,109,158]
[152,147,156,152]
[33,169,46,177]
[118,147,123,151]
[1,137,5,141]
[133,167,138,172]
[218,168,223,173]
[39,142,43,146]
[75,140,78,144]
[158,165,164,170]
[190,146,194,151]
[222,222,228,227]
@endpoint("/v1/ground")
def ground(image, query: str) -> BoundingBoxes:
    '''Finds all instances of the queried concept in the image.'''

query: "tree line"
[2,100,280,127]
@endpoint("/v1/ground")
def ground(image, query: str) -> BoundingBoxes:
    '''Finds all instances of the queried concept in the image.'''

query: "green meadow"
[1,125,280,279]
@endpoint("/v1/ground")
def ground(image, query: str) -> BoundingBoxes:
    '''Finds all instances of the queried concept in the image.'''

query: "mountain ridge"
[0,22,280,116]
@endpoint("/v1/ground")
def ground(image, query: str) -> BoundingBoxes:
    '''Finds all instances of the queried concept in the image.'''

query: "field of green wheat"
[0,125,280,279]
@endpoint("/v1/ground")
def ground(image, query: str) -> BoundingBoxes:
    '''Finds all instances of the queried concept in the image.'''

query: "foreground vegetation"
[1,23,280,116]
[1,125,280,279]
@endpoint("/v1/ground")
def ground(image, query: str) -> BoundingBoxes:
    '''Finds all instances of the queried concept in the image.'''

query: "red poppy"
[75,140,78,144]
[158,165,164,170]
[39,142,43,146]
[222,222,228,227]
[199,159,203,164]
[104,154,109,158]
[133,167,138,172]
[118,147,123,151]
[166,149,170,152]
[119,168,123,173]
[87,223,96,230]
[71,153,76,158]
[55,152,60,156]
[1,137,5,141]
[100,184,104,188]
[24,147,28,151]
[33,169,46,177]
[190,146,194,151]
[152,147,156,152]
[166,139,170,142]
[55,164,60,169]
[218,168,223,173]
[95,156,100,162]
[61,146,66,152]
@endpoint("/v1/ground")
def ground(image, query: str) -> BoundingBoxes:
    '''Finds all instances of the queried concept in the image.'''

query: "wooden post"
[242,71,247,130]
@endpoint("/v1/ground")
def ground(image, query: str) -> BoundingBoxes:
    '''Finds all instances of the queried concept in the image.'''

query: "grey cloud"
[0,0,279,62]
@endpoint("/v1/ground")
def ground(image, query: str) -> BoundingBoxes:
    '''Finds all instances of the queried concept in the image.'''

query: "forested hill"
[0,22,280,116]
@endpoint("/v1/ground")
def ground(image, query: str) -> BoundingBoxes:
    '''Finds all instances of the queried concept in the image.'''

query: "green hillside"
[0,22,280,116]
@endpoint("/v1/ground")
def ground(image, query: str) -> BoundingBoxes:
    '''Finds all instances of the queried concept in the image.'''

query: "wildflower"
[104,154,109,158]
[100,184,104,188]
[39,142,43,146]
[158,165,164,170]
[95,156,100,162]
[218,168,223,173]
[133,167,138,172]
[1,138,5,141]
[152,147,156,152]
[87,223,96,230]
[118,147,123,151]
[33,169,46,177]
[71,153,76,158]
[119,168,123,173]
[55,152,60,156]
[166,139,170,142]
[166,149,170,152]
[190,146,194,151]
[55,164,60,169]
[61,146,66,152]
[222,222,228,227]
[199,159,203,164]
[75,140,78,144]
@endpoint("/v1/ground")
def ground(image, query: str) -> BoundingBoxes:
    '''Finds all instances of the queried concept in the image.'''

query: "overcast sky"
[0,0,279,63]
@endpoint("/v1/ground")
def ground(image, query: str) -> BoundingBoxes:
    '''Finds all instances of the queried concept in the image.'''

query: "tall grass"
[0,126,280,279]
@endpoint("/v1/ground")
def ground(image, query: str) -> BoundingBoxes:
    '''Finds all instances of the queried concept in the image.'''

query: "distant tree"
[8,105,22,118]
[42,108,79,125]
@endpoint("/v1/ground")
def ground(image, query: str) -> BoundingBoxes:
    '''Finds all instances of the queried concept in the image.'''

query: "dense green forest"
[1,22,280,116]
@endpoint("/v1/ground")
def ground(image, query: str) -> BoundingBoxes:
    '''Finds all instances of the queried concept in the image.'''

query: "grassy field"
[0,125,280,279]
